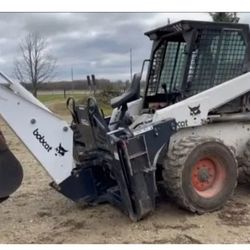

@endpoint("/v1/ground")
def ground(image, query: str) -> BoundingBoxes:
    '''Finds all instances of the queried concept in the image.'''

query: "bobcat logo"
[55,143,68,156]
[188,105,201,116]
[33,128,52,153]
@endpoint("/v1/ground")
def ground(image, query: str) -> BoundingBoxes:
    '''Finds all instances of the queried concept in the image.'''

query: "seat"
[110,73,141,109]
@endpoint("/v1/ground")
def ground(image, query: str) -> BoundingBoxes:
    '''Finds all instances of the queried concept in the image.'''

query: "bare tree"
[209,12,240,23]
[14,32,56,97]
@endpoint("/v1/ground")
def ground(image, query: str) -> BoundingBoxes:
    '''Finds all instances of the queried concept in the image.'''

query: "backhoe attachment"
[53,97,177,221]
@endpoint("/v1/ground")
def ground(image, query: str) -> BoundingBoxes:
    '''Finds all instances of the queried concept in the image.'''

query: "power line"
[130,48,133,82]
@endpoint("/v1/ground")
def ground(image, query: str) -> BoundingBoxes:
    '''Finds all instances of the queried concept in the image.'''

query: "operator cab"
[143,20,250,114]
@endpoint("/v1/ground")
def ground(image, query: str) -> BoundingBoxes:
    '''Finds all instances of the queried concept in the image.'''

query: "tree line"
[22,78,129,92]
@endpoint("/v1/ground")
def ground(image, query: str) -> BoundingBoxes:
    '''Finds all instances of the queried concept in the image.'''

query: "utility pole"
[130,48,133,83]
[71,67,74,81]
[71,67,74,94]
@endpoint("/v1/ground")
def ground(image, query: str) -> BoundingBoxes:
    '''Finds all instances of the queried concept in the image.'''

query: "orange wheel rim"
[192,157,226,198]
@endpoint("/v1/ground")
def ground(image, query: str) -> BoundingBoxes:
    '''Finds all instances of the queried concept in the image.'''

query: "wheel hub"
[198,168,209,182]
[192,159,216,192]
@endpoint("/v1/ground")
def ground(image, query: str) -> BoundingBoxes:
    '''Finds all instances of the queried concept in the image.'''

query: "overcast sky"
[1,12,250,81]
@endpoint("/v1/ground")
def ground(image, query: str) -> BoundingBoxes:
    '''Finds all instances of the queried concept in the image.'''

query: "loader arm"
[152,72,250,129]
[0,73,75,184]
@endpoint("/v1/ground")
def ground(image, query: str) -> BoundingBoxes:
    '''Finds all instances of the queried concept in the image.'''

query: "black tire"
[162,136,238,213]
[238,139,250,184]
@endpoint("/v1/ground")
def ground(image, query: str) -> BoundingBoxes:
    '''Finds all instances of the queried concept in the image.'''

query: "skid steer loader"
[1,20,250,221]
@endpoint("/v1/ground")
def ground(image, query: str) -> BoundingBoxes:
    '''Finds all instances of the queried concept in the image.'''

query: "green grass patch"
[38,92,113,116]
[38,93,84,103]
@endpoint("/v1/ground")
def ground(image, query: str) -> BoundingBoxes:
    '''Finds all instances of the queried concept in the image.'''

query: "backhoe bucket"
[0,131,23,201]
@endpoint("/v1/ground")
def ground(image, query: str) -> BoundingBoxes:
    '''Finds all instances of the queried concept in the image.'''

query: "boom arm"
[0,74,75,184]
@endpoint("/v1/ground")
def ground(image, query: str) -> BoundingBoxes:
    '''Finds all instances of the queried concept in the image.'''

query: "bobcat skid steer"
[1,20,250,221]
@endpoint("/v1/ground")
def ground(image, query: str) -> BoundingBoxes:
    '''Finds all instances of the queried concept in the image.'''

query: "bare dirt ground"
[1,115,250,244]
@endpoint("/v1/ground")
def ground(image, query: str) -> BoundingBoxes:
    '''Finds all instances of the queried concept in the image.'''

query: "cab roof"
[145,20,250,40]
